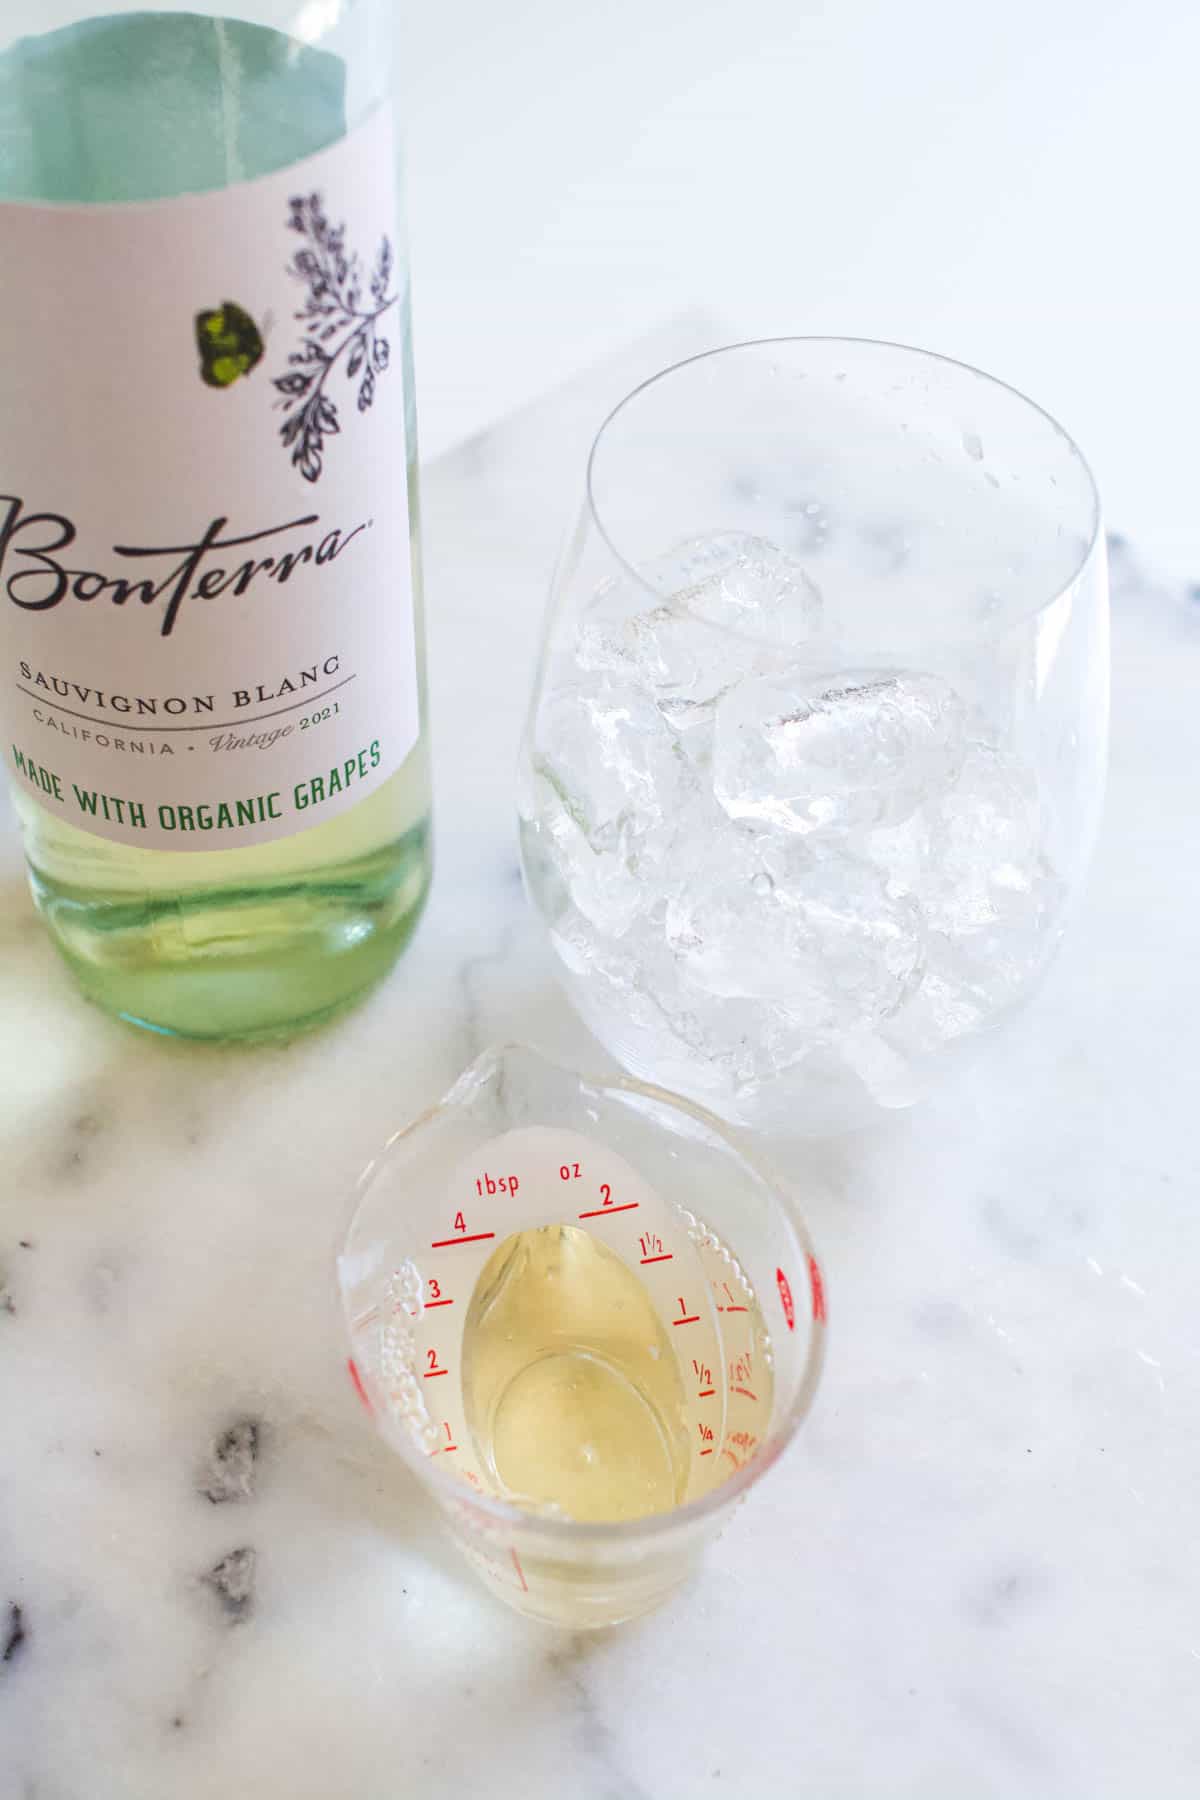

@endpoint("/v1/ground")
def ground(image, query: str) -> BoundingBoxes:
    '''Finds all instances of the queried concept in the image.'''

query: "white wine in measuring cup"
[369,1129,776,1524]
[339,1048,825,1624]
[462,1226,696,1522]
[461,1220,775,1523]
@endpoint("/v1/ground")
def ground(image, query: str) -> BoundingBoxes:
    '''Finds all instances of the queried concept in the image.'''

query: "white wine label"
[0,105,418,850]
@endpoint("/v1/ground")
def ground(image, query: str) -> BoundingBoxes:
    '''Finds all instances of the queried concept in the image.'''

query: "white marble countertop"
[2,324,1197,1799]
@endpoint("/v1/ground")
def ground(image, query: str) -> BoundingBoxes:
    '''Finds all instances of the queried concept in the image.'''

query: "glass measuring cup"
[337,1045,826,1627]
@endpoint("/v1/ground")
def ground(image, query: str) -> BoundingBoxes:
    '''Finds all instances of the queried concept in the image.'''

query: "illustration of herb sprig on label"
[274,193,397,483]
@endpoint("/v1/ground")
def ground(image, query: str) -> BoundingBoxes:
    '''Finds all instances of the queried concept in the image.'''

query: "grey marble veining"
[1,322,1198,1798]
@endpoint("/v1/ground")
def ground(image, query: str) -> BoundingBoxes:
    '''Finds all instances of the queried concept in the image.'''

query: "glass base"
[28,819,432,1042]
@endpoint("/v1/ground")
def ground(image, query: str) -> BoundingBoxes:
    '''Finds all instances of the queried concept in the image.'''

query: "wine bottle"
[0,4,432,1039]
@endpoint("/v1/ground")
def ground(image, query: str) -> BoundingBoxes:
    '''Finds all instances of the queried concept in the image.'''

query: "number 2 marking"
[601,1184,612,1206]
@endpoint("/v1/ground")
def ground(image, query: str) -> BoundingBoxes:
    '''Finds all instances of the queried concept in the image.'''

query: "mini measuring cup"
[338,1045,826,1627]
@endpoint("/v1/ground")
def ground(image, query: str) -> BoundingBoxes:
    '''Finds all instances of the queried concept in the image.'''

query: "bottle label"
[0,106,418,850]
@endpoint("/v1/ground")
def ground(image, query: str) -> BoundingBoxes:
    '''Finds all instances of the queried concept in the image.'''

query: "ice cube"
[713,669,968,836]
[577,533,822,713]
[913,868,1063,1041]
[578,592,764,710]
[533,673,689,854]
[886,746,1065,1047]
[884,955,1019,1054]
[924,745,1045,935]
[551,893,815,1099]
[660,986,813,1095]
[551,908,667,1018]
[863,810,933,898]
[655,692,723,767]
[550,907,739,1089]
[521,773,646,937]
[664,834,923,1035]
[672,533,823,649]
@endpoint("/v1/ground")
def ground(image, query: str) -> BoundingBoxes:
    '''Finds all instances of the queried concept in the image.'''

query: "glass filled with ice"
[519,340,1108,1135]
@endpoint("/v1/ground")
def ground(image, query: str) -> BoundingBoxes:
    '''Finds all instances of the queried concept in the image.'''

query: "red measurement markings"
[580,1183,637,1217]
[729,1353,756,1402]
[692,1358,716,1398]
[698,1421,714,1456]
[426,1298,453,1307]
[435,1421,458,1454]
[715,1280,748,1314]
[424,1280,452,1310]
[721,1430,761,1472]
[347,1358,373,1414]
[808,1254,827,1324]
[424,1350,449,1379]
[639,1231,673,1265]
[431,1232,496,1248]
[510,1548,529,1593]
[776,1265,796,1330]
[672,1295,700,1326]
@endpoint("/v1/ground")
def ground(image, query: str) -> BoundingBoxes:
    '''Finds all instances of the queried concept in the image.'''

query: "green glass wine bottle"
[0,5,432,1039]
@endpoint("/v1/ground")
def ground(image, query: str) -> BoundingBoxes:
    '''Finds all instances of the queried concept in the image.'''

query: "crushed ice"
[523,532,1064,1105]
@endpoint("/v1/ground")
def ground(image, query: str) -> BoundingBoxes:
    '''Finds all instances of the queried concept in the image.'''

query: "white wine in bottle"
[0,4,432,1039]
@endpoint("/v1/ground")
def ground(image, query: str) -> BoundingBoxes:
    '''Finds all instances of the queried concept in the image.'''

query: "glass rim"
[337,1042,828,1548]
[584,334,1103,627]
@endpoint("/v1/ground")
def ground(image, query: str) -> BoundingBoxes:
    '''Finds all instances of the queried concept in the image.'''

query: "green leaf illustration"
[195,301,265,389]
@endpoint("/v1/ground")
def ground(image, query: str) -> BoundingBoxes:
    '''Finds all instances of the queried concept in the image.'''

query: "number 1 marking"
[716,1279,748,1314]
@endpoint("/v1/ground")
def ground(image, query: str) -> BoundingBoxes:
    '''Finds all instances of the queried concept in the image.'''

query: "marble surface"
[2,323,1198,1799]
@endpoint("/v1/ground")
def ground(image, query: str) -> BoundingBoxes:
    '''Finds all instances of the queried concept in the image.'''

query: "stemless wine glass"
[518,339,1108,1136]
